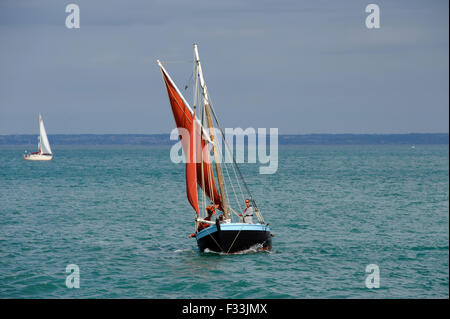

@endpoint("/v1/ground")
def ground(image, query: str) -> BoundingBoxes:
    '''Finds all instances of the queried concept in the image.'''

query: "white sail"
[39,114,52,154]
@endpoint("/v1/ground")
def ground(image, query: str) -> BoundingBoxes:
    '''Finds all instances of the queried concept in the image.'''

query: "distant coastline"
[0,133,448,145]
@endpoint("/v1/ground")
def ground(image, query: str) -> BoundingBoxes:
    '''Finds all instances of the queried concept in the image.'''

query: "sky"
[0,0,448,134]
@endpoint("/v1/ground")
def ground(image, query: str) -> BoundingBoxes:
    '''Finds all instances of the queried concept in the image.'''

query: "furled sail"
[39,114,52,155]
[158,62,223,211]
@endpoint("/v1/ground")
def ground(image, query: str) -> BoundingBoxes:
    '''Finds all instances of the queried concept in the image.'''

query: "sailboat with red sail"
[157,44,272,253]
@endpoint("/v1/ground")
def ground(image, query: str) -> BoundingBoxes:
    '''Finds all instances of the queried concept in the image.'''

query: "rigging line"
[199,83,211,218]
[201,159,206,220]
[223,160,240,211]
[202,85,266,225]
[213,125,246,211]
[193,64,207,217]
[163,78,193,125]
[195,62,262,221]
[206,146,215,202]
[194,63,206,225]
[197,223,225,253]
[207,94,265,224]
[228,205,244,220]
[190,54,196,92]
[185,70,193,91]
[226,225,246,254]
[200,88,209,219]
[194,66,207,220]
[205,116,242,220]
[206,89,255,204]
[232,157,246,206]
[222,151,243,217]
[200,81,254,217]
[204,112,233,217]
[220,165,233,221]
[202,103,215,204]
[201,89,242,203]
[222,134,246,209]
[198,74,215,205]
[204,133,219,206]
[205,228,225,253]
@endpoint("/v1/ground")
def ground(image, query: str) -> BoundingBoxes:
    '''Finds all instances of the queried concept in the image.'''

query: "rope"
[226,224,245,254]
[208,92,268,224]
[222,150,243,218]
[228,206,244,220]
[205,88,259,207]
[222,136,245,211]
[196,64,208,225]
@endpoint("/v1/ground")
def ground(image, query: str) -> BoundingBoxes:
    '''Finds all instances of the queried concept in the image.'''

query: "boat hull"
[196,223,272,253]
[23,154,53,161]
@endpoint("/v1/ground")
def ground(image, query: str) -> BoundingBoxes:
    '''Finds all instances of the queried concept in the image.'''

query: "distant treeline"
[0,133,448,145]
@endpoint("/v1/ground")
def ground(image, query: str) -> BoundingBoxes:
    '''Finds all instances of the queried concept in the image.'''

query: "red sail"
[186,112,199,214]
[160,65,223,211]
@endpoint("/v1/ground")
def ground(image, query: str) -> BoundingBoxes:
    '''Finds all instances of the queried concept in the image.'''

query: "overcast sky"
[0,0,448,134]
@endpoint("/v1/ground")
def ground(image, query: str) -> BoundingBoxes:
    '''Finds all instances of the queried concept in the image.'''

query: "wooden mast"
[193,43,230,220]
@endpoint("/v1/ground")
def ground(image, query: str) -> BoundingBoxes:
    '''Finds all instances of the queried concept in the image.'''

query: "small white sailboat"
[23,113,53,161]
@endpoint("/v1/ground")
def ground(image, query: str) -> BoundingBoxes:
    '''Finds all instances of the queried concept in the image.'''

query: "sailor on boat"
[240,199,254,224]
[199,204,218,231]
[189,204,219,237]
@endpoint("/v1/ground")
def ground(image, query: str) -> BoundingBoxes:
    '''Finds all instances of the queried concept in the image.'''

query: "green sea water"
[0,145,448,298]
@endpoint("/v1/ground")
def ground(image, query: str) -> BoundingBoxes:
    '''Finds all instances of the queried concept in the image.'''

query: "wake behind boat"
[23,113,53,161]
[158,44,272,254]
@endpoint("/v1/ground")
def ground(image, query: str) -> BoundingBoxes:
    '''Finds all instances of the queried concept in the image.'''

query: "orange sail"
[159,63,223,211]
[186,112,199,214]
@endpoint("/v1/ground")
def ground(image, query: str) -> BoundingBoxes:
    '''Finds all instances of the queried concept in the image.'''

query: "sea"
[0,144,448,298]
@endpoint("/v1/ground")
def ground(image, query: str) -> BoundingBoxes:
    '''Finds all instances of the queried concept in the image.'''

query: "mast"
[193,43,230,220]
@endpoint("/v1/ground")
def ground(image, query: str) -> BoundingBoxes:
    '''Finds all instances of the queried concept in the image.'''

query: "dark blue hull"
[196,223,272,253]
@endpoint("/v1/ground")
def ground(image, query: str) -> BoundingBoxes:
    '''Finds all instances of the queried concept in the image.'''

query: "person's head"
[245,199,251,207]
